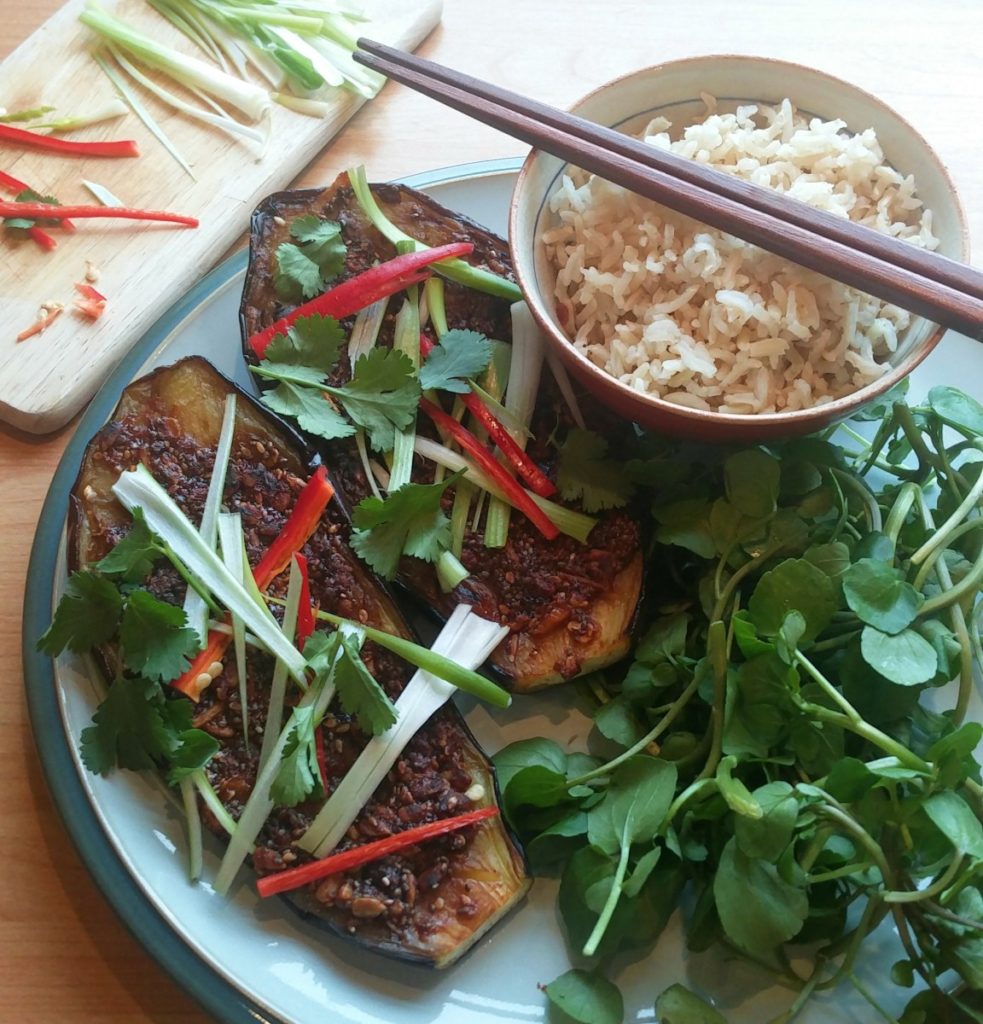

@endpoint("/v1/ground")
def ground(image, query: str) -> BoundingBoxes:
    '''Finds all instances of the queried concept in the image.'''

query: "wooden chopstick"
[354,41,983,342]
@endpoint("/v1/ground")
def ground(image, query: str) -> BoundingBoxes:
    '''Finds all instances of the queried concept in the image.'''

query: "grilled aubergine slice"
[240,172,644,692]
[69,356,530,968]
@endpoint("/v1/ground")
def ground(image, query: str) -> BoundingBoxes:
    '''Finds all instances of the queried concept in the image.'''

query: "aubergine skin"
[69,356,529,969]
[240,172,645,693]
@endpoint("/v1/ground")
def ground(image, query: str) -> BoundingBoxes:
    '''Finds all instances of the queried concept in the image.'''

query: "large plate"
[23,160,983,1024]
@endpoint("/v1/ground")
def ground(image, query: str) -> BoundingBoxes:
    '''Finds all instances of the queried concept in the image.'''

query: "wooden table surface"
[2,2,982,1021]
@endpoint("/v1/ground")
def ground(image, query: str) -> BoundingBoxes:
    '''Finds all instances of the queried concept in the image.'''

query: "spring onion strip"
[450,478,474,558]
[93,50,196,181]
[270,27,345,87]
[182,393,237,643]
[235,38,286,90]
[389,298,420,493]
[192,768,237,836]
[213,640,343,895]
[424,276,447,336]
[146,0,227,68]
[306,34,380,97]
[351,429,382,501]
[108,46,266,145]
[414,436,597,544]
[347,298,386,363]
[272,91,332,116]
[257,557,305,772]
[82,3,271,122]
[179,776,204,881]
[31,100,128,133]
[81,179,125,207]
[347,165,522,302]
[545,345,587,430]
[299,606,507,856]
[217,513,251,751]
[436,550,470,593]
[113,464,308,683]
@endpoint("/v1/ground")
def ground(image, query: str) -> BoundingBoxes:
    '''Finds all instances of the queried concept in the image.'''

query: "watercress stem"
[697,621,727,780]
[581,828,631,957]
[831,469,882,533]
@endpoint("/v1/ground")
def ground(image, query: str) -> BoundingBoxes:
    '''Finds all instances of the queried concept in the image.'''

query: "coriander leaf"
[37,571,122,655]
[860,626,937,686]
[350,476,458,579]
[418,328,492,393]
[80,676,181,774]
[304,629,343,679]
[725,449,780,518]
[334,632,397,735]
[274,216,345,302]
[655,984,727,1024]
[270,704,322,806]
[557,428,635,512]
[842,558,923,635]
[713,836,807,954]
[544,969,623,1024]
[328,347,421,452]
[261,314,345,373]
[119,591,200,683]
[166,729,220,784]
[5,188,59,230]
[95,507,163,582]
[262,381,354,441]
[275,243,324,302]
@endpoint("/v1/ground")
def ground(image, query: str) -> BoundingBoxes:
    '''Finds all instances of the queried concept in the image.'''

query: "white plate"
[24,160,983,1024]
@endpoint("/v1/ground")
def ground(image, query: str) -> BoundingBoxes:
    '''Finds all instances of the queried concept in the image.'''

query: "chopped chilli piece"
[74,297,107,320]
[17,305,64,342]
[75,281,107,302]
[256,806,500,898]
[28,227,58,252]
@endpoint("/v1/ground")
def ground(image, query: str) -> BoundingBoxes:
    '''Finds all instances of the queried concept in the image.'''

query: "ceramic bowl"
[509,55,969,441]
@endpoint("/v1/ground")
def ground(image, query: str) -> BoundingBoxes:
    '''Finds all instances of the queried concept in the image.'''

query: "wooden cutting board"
[0,0,442,433]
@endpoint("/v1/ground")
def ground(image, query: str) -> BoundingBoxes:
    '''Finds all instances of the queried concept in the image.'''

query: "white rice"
[543,96,939,414]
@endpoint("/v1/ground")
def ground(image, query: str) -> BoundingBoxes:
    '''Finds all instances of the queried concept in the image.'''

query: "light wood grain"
[0,0,441,434]
[1,2,981,1022]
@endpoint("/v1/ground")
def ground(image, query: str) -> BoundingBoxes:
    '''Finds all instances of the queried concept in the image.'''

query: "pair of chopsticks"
[354,40,983,342]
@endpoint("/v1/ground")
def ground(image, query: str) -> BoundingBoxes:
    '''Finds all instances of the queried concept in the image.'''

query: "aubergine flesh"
[240,173,644,692]
[69,356,530,968]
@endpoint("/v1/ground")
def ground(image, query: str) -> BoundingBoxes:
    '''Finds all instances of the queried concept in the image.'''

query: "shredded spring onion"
[217,512,251,751]
[388,298,420,493]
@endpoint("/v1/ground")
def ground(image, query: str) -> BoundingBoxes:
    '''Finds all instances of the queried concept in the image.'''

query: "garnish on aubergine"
[68,356,529,968]
[239,172,644,692]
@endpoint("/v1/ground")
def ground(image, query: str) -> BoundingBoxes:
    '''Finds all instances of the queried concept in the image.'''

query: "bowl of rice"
[509,56,969,440]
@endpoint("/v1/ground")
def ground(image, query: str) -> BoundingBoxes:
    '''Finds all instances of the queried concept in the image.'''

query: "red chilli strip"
[417,334,556,498]
[0,123,139,157]
[256,807,500,898]
[294,552,316,650]
[249,242,475,358]
[172,467,334,700]
[28,226,57,251]
[419,398,559,541]
[0,171,77,234]
[0,169,28,192]
[0,202,197,226]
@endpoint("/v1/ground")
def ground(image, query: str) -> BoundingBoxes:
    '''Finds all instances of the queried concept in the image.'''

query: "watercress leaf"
[655,984,727,1024]
[557,428,636,512]
[891,960,916,989]
[653,498,715,558]
[725,449,780,518]
[262,314,345,373]
[842,558,923,634]
[824,757,879,802]
[350,476,458,579]
[714,836,807,954]
[418,328,492,393]
[933,886,983,989]
[623,845,661,898]
[851,377,909,421]
[119,591,199,683]
[635,612,690,664]
[588,756,676,856]
[262,381,354,441]
[544,968,623,1024]
[923,792,983,858]
[526,809,589,868]
[559,846,618,950]
[166,728,220,785]
[840,644,922,725]
[802,541,851,578]
[731,611,773,659]
[333,633,397,736]
[747,558,836,642]
[95,508,163,582]
[724,653,799,758]
[734,781,798,862]
[37,570,123,655]
[330,347,421,451]
[80,676,179,774]
[852,531,894,562]
[494,737,569,791]
[929,386,983,437]
[789,716,844,778]
[928,722,983,787]
[504,765,570,818]
[780,459,823,498]
[860,626,937,686]
[594,697,645,748]
[709,499,757,553]
[776,610,806,665]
